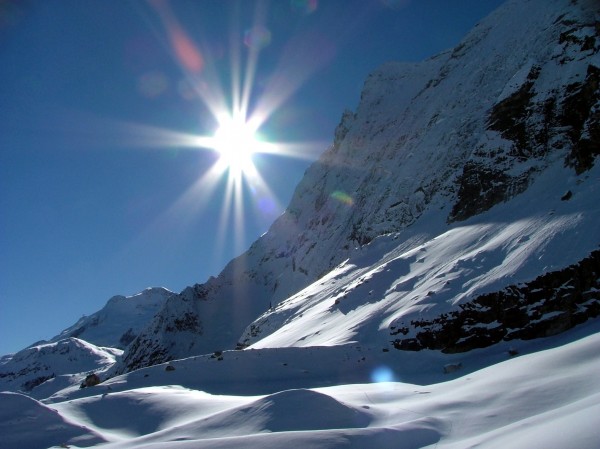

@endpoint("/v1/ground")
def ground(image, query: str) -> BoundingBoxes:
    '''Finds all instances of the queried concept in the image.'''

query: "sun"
[212,116,260,176]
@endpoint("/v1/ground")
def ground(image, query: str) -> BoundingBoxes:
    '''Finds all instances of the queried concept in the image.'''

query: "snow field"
[3,320,598,449]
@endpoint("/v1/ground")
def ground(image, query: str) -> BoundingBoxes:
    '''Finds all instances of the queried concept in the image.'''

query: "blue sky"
[0,0,504,355]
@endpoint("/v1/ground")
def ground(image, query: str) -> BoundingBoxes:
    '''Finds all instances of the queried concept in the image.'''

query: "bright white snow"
[3,320,600,449]
[2,0,599,447]
[50,287,174,349]
[241,158,600,349]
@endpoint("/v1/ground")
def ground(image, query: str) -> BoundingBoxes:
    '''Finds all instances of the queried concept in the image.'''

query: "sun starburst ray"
[113,0,335,262]
[252,140,329,160]
[248,31,336,130]
[215,171,238,257]
[239,2,267,121]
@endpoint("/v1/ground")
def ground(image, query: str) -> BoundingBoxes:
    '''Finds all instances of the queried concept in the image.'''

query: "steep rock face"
[118,0,600,372]
[450,8,600,220]
[239,159,600,351]
[116,266,285,372]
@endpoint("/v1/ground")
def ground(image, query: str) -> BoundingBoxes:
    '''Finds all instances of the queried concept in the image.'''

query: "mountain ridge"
[2,1,600,447]
[48,286,173,349]
[115,0,600,373]
[0,287,173,397]
[0,337,120,399]
[1,0,598,398]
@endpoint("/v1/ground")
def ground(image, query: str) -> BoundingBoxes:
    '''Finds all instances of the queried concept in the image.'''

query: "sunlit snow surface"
[2,0,599,446]
[2,320,600,449]
[2,158,598,449]
[241,159,600,349]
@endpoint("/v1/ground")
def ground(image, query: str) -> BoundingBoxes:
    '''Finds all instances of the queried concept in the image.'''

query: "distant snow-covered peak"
[48,286,175,350]
[0,337,120,397]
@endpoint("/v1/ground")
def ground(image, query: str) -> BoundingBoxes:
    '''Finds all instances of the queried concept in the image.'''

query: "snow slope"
[5,321,600,449]
[1,0,599,447]
[0,391,106,448]
[240,158,600,350]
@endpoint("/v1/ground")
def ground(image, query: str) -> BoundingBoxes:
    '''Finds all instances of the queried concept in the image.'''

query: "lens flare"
[331,190,354,206]
[290,0,318,15]
[150,0,204,73]
[137,70,169,98]
[112,1,333,259]
[371,366,396,383]
[170,26,204,73]
[244,25,272,51]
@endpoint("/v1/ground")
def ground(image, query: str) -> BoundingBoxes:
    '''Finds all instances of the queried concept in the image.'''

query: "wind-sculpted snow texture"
[240,158,600,350]
[118,0,600,372]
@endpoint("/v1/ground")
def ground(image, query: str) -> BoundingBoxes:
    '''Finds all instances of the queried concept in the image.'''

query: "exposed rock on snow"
[393,250,600,353]
[450,9,600,221]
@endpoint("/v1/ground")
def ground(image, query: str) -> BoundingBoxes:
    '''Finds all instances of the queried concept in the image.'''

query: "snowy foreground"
[2,319,599,449]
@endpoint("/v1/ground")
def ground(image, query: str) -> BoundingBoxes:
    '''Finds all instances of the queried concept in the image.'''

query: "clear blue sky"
[0,0,504,355]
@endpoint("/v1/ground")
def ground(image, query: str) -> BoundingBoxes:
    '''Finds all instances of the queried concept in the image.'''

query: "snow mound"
[36,324,600,449]
[0,391,105,449]
[188,388,372,436]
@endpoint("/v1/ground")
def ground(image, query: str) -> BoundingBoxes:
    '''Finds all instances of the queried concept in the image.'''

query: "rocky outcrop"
[563,63,600,173]
[115,281,226,373]
[392,250,600,353]
[449,161,531,223]
[449,12,600,222]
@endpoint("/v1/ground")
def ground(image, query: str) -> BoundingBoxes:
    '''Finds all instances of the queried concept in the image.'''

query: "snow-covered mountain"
[239,165,600,352]
[49,287,174,349]
[0,338,120,399]
[117,0,599,373]
[0,287,173,398]
[2,0,600,447]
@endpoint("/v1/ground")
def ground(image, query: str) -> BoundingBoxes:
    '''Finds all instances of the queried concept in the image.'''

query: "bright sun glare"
[212,116,259,176]
[116,1,327,257]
